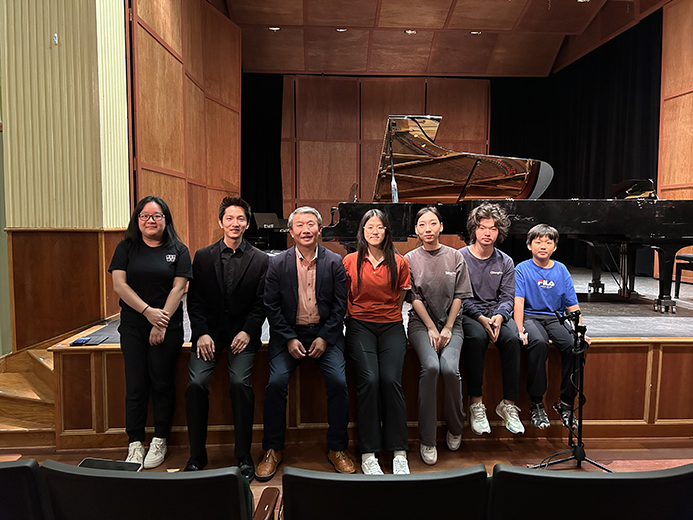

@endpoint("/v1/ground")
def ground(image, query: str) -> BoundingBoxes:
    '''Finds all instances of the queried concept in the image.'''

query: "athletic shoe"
[126,441,145,465]
[553,400,578,432]
[361,456,384,475]
[419,444,437,465]
[495,401,525,435]
[530,402,550,429]
[469,402,491,435]
[392,455,410,475]
[143,437,167,469]
[446,430,462,451]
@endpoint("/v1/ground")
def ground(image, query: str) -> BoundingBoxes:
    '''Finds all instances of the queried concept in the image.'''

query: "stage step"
[0,372,55,426]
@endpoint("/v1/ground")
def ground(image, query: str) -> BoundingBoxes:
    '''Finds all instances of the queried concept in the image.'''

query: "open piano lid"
[373,115,554,203]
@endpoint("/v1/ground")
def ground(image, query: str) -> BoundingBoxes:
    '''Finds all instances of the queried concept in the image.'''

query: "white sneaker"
[392,455,410,475]
[419,444,437,465]
[446,430,462,451]
[496,401,525,434]
[143,437,167,469]
[361,456,384,475]
[469,402,491,435]
[126,441,145,465]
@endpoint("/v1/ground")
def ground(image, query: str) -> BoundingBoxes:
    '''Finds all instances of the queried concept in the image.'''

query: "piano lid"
[373,116,554,204]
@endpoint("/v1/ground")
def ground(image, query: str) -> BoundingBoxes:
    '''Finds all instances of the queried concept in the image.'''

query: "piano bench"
[675,254,693,298]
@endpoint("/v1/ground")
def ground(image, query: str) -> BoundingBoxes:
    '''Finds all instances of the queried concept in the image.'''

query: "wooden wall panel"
[104,231,126,318]
[657,345,693,420]
[281,75,295,140]
[207,189,233,245]
[182,0,204,84]
[205,99,240,192]
[659,94,693,188]
[185,77,206,184]
[296,76,359,140]
[60,353,94,430]
[361,141,384,201]
[360,78,426,140]
[136,26,185,174]
[105,352,126,430]
[281,140,295,203]
[427,78,489,144]
[203,3,241,110]
[137,0,183,56]
[298,141,359,200]
[139,169,188,244]
[662,0,693,98]
[187,183,209,256]
[11,232,101,350]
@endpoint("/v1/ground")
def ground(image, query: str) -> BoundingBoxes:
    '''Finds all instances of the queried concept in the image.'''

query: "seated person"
[513,224,590,431]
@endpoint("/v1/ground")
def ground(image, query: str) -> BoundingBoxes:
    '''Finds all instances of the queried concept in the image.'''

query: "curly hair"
[466,203,510,244]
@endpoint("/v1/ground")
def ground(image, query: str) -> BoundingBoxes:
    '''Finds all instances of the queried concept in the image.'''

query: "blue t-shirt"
[514,259,578,317]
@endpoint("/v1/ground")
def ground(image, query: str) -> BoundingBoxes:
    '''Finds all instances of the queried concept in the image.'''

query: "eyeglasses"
[138,213,165,222]
[364,225,386,233]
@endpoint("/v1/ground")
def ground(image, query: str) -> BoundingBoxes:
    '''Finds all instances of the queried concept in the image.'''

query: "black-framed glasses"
[138,213,165,222]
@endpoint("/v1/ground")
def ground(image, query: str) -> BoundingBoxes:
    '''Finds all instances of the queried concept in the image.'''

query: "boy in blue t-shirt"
[514,224,590,431]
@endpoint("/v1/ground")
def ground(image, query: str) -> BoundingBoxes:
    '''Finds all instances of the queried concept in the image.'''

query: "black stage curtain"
[490,10,661,270]
[240,73,284,217]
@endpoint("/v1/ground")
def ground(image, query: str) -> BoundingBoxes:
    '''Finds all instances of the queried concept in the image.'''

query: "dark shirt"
[221,239,247,311]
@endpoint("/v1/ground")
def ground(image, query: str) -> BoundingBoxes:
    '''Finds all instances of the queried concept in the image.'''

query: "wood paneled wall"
[131,0,242,257]
[660,0,693,282]
[281,76,489,253]
[52,337,693,449]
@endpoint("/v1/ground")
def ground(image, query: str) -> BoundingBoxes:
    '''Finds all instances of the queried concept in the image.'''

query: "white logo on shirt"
[490,271,503,275]
[445,271,456,276]
[537,279,555,289]
[166,254,176,262]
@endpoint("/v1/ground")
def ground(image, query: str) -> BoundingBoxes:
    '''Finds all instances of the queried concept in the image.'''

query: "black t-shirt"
[108,239,192,328]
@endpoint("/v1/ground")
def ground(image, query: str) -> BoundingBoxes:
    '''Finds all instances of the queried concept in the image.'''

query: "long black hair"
[356,209,399,293]
[124,196,181,246]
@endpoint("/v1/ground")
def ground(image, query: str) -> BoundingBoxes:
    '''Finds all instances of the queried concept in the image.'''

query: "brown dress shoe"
[256,449,282,482]
[328,450,356,474]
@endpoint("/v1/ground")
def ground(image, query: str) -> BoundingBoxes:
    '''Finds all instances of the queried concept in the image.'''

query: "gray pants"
[409,328,466,447]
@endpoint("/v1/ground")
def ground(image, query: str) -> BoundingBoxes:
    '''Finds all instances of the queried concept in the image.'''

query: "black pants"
[262,326,349,451]
[185,337,259,461]
[345,319,408,453]
[523,315,578,404]
[119,321,183,443]
[462,316,521,401]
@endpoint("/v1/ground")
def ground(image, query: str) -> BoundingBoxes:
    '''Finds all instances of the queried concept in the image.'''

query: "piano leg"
[654,246,678,314]
[588,246,605,294]
[618,243,637,298]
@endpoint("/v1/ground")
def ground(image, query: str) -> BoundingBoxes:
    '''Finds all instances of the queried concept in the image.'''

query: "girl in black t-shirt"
[109,196,192,469]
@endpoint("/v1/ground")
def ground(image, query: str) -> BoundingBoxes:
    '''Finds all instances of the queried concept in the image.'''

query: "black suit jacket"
[263,245,347,355]
[187,239,269,349]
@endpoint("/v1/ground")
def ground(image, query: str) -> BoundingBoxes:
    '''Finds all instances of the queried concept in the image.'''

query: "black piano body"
[322,199,693,313]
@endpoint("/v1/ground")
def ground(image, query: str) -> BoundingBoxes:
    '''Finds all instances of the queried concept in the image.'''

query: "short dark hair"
[218,196,251,221]
[466,203,511,244]
[125,196,181,246]
[526,223,559,246]
[415,206,443,226]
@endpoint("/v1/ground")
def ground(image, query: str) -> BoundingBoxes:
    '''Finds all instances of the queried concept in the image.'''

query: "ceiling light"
[576,0,589,2]
[404,30,417,35]
[268,27,280,31]
[470,31,482,35]
[336,28,348,32]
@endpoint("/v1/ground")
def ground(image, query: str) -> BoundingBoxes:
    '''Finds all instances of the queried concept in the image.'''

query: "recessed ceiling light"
[404,30,417,35]
[577,0,589,2]
[268,27,281,31]
[336,28,348,32]
[470,31,482,35]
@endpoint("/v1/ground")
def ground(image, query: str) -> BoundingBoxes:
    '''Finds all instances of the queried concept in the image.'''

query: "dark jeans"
[462,316,521,402]
[262,326,349,451]
[345,319,409,453]
[523,315,578,404]
[185,337,259,461]
[119,321,183,443]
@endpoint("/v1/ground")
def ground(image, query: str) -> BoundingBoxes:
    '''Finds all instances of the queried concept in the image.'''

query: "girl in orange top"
[343,209,411,475]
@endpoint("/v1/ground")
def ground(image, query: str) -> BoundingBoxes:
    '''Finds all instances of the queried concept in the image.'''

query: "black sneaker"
[529,402,550,429]
[238,454,255,482]
[552,400,578,432]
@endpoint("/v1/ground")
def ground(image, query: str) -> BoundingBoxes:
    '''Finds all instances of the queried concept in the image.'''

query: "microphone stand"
[529,310,613,472]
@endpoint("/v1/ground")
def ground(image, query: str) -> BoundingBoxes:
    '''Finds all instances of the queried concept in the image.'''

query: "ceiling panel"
[304,0,379,27]
[305,28,370,72]
[226,0,303,25]
[516,0,605,34]
[488,33,564,76]
[448,0,530,31]
[429,31,498,74]
[368,30,434,74]
[242,27,305,72]
[378,0,454,29]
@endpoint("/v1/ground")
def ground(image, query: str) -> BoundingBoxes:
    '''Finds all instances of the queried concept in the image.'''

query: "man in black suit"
[255,206,355,481]
[184,197,269,480]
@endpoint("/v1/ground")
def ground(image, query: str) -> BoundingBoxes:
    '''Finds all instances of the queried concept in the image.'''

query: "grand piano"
[322,116,693,313]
